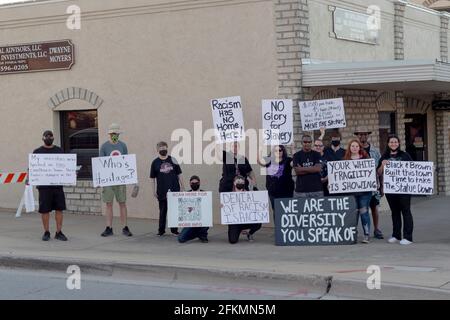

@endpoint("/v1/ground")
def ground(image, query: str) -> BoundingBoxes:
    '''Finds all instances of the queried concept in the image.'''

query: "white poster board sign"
[299,97,346,131]
[220,191,270,225]
[28,153,77,186]
[167,191,213,228]
[92,154,138,187]
[327,159,377,194]
[211,96,245,143]
[383,161,434,195]
[262,99,293,145]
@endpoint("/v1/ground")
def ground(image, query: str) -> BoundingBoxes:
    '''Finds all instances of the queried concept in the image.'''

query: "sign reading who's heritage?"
[0,40,74,75]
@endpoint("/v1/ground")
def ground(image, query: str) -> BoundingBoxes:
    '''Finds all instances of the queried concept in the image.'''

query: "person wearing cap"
[99,123,133,237]
[32,130,68,241]
[355,126,384,240]
[177,175,209,243]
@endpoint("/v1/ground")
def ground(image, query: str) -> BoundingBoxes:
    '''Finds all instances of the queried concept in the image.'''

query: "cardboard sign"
[299,97,346,131]
[28,153,77,186]
[220,191,270,225]
[92,154,138,187]
[211,96,245,143]
[262,99,293,145]
[327,159,377,193]
[275,196,358,246]
[383,161,434,195]
[167,191,213,228]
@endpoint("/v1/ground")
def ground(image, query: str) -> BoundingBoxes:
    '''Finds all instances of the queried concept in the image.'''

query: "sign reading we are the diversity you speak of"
[383,161,434,195]
[91,154,138,187]
[220,191,270,225]
[211,96,245,144]
[262,99,293,145]
[167,191,213,228]
[327,159,377,194]
[28,153,77,186]
[299,97,346,131]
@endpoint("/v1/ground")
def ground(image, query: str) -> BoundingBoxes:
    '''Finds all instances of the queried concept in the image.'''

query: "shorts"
[38,188,66,214]
[102,185,127,203]
[370,193,381,207]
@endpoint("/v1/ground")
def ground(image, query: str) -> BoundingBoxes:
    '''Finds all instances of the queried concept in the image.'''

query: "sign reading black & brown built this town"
[0,40,74,75]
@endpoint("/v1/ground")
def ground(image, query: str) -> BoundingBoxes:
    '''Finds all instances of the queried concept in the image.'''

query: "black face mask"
[331,141,341,147]
[235,184,245,190]
[159,150,168,157]
[44,138,54,146]
[190,183,200,191]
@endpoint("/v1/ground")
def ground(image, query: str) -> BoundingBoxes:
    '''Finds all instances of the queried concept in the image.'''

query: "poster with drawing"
[167,191,213,228]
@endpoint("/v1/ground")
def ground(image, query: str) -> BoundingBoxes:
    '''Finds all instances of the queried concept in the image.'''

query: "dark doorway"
[405,114,427,161]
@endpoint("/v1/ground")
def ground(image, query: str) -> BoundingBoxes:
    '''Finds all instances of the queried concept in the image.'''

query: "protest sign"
[167,191,213,228]
[221,191,270,225]
[92,154,138,187]
[211,96,245,143]
[262,99,293,145]
[383,161,434,195]
[275,196,358,246]
[299,97,346,131]
[327,159,377,193]
[28,153,77,186]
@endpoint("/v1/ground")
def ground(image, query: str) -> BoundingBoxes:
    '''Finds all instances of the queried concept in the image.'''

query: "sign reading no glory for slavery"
[262,99,293,145]
[167,191,213,228]
[327,159,377,194]
[28,154,77,186]
[299,97,346,131]
[275,196,358,246]
[211,96,245,143]
[0,40,74,75]
[383,161,434,195]
[91,154,138,187]
[220,191,270,225]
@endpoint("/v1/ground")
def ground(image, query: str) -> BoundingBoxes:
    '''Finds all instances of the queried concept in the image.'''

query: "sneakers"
[122,226,133,237]
[42,231,51,241]
[55,231,68,241]
[374,229,384,239]
[400,239,413,245]
[101,227,113,237]
[157,232,165,236]
[200,238,209,243]
[247,233,254,242]
[171,231,180,236]
[362,235,370,244]
[388,237,399,244]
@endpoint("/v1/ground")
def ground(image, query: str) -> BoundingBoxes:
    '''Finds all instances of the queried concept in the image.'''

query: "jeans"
[178,227,209,243]
[158,199,178,234]
[228,224,262,244]
[386,194,413,242]
[354,193,372,236]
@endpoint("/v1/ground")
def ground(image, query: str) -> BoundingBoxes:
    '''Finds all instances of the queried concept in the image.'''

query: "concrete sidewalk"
[0,196,449,299]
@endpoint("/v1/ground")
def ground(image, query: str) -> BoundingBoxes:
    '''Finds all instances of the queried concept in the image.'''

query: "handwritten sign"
[211,96,245,143]
[167,191,213,228]
[275,197,358,246]
[262,99,293,145]
[327,159,377,193]
[383,161,434,195]
[92,154,138,187]
[299,98,346,131]
[28,154,77,186]
[220,191,270,225]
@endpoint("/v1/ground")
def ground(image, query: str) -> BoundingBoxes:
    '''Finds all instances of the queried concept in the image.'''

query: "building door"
[405,114,427,161]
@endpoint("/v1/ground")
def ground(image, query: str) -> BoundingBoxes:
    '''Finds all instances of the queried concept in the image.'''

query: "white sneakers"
[388,237,413,245]
[388,237,399,243]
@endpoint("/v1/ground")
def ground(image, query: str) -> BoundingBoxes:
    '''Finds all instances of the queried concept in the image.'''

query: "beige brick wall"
[64,181,102,215]
[435,111,450,195]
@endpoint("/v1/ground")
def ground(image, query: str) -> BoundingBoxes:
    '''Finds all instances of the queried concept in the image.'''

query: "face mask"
[331,141,340,147]
[190,183,200,191]
[44,138,54,146]
[159,150,168,157]
[235,183,245,190]
[111,134,119,143]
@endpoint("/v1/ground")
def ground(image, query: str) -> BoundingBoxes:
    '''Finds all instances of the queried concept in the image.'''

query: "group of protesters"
[32,123,414,246]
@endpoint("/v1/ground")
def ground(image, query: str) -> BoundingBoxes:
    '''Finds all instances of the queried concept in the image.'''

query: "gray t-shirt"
[99,141,128,157]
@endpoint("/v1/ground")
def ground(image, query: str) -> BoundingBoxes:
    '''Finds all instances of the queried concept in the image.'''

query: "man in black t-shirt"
[324,131,346,161]
[293,135,323,198]
[32,130,68,242]
[150,141,184,236]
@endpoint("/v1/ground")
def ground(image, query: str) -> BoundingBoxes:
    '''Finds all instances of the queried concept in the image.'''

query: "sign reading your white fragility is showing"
[220,191,270,225]
[211,96,245,144]
[262,99,293,145]
[383,161,434,195]
[327,159,377,193]
[92,154,138,187]
[299,97,346,131]
[167,191,213,228]
[28,153,77,186]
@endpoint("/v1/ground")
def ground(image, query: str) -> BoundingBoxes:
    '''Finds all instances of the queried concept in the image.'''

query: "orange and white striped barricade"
[0,172,33,218]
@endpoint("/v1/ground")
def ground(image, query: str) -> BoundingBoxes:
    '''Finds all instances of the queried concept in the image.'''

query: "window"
[378,112,396,154]
[60,110,98,179]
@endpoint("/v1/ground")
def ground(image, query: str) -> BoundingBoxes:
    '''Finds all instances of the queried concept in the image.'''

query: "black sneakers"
[101,227,113,237]
[200,238,209,243]
[122,226,133,237]
[55,231,68,241]
[42,231,51,241]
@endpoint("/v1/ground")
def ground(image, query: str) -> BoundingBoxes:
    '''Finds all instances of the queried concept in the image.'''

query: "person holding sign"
[99,124,133,237]
[32,130,68,241]
[377,135,414,245]
[344,140,373,244]
[150,141,184,236]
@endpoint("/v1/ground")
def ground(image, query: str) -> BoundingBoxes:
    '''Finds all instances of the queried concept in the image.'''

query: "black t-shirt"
[378,150,413,168]
[265,156,294,198]
[150,156,182,200]
[324,147,346,162]
[292,150,322,193]
[219,151,253,192]
[32,145,65,190]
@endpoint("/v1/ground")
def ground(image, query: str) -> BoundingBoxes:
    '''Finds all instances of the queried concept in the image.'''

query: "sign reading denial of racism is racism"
[383,161,434,195]
[299,98,346,131]
[91,154,138,187]
[167,192,213,228]
[275,196,358,246]
[327,159,377,194]
[262,99,293,145]
[220,191,270,225]
[211,96,245,143]
[28,154,77,186]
